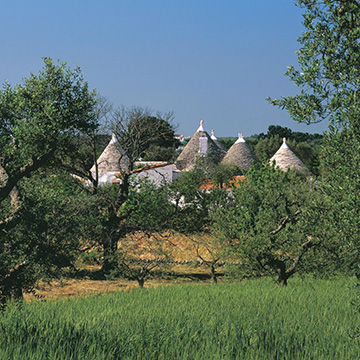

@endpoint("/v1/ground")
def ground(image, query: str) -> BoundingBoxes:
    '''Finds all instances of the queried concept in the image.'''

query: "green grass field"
[0,277,359,359]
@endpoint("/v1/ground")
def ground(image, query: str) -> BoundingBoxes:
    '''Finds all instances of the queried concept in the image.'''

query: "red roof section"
[199,176,245,190]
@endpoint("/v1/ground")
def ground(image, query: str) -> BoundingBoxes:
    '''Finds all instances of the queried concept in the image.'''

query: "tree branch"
[270,210,301,236]
[0,149,56,204]
[286,236,313,277]
[0,261,26,283]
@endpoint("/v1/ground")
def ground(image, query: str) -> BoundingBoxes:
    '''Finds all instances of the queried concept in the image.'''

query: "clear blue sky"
[1,0,327,137]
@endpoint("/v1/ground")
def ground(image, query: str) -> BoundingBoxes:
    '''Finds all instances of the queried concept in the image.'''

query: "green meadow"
[1,277,359,360]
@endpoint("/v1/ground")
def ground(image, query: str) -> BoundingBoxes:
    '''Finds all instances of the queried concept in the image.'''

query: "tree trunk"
[276,260,288,286]
[137,277,145,288]
[0,269,24,307]
[101,173,130,275]
[102,236,118,274]
[211,264,218,284]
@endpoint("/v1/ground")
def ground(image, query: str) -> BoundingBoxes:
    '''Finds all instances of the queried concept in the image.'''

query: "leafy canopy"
[267,0,360,276]
[0,57,98,203]
[268,0,360,128]
[211,164,328,284]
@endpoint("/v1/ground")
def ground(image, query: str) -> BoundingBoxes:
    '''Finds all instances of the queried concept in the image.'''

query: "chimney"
[199,135,208,155]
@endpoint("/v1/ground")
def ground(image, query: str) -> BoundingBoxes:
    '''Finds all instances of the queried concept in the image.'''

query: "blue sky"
[1,0,328,137]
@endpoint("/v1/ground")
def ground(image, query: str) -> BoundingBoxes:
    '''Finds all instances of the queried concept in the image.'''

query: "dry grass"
[120,231,224,263]
[23,264,219,301]
[22,231,229,301]
[23,279,132,301]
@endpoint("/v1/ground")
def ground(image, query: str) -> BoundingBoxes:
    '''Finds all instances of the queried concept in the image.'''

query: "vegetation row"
[1,277,359,360]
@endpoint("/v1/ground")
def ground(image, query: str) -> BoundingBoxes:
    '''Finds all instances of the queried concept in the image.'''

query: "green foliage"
[266,1,360,280]
[319,123,360,276]
[254,134,282,160]
[268,1,360,127]
[212,163,332,285]
[139,116,181,161]
[208,163,242,188]
[123,181,181,286]
[66,133,112,177]
[257,125,322,143]
[141,144,179,162]
[168,167,213,234]
[0,172,96,302]
[123,178,174,232]
[0,59,98,303]
[0,278,358,359]
[216,137,237,150]
[112,106,180,165]
[86,106,180,274]
[167,165,235,282]
[0,57,97,178]
[261,125,293,139]
[93,178,178,285]
[79,250,102,266]
[267,1,360,276]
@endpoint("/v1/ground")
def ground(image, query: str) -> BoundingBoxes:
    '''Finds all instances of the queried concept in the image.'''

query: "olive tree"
[114,178,175,287]
[211,164,331,285]
[92,106,180,273]
[268,0,360,276]
[0,58,98,303]
[0,58,97,207]
[167,166,231,283]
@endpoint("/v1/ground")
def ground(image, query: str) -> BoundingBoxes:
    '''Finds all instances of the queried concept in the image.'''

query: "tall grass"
[0,277,358,359]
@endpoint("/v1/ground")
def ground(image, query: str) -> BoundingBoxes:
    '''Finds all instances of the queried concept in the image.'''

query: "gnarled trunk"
[275,259,289,286]
[211,264,218,284]
[137,277,145,288]
[0,264,26,307]
[102,236,118,274]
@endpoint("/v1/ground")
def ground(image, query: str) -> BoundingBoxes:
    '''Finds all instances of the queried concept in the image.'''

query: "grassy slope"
[1,277,359,360]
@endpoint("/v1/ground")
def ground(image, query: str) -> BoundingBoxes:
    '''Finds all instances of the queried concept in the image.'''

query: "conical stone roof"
[221,133,259,171]
[175,120,223,171]
[270,138,308,172]
[90,134,129,175]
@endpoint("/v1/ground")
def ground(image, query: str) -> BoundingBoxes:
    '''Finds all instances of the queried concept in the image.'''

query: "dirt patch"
[23,265,222,301]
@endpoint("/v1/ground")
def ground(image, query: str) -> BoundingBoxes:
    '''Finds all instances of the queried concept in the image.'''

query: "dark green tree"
[0,172,96,304]
[112,106,180,162]
[254,135,283,160]
[92,106,180,273]
[268,0,360,127]
[266,125,293,139]
[208,163,242,189]
[216,137,236,150]
[211,164,331,285]
[63,95,113,193]
[0,58,97,208]
[0,58,98,303]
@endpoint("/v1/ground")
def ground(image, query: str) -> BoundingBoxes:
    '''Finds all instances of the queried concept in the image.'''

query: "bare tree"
[111,106,176,168]
[95,106,178,274]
